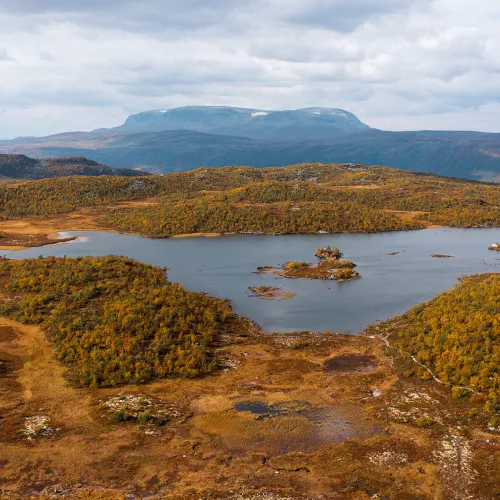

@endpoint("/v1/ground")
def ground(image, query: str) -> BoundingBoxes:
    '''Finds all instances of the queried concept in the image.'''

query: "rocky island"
[258,246,361,282]
[247,285,296,300]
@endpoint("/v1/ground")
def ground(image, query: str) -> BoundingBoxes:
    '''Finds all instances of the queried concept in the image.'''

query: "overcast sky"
[1,0,500,137]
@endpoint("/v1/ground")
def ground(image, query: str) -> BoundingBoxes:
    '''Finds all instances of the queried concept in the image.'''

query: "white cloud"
[0,0,500,137]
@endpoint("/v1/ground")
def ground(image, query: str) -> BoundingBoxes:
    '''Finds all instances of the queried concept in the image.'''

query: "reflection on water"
[3,227,500,333]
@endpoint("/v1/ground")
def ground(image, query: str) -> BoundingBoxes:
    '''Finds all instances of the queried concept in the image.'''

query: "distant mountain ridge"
[1,106,500,182]
[99,106,370,139]
[0,154,149,179]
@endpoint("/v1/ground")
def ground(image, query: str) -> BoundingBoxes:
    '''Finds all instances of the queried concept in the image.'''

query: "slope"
[0,154,149,179]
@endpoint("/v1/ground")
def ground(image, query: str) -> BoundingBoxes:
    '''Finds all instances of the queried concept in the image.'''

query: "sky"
[1,0,500,138]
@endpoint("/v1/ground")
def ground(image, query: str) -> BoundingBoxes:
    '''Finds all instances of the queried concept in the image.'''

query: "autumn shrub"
[386,274,500,410]
[0,256,237,387]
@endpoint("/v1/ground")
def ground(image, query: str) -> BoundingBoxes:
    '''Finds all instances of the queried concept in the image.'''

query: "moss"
[413,417,435,428]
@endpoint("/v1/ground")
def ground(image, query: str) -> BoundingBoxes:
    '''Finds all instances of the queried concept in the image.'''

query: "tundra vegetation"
[0,256,241,387]
[0,257,500,500]
[2,163,500,498]
[1,255,500,498]
[247,286,296,300]
[1,163,500,239]
[372,274,500,418]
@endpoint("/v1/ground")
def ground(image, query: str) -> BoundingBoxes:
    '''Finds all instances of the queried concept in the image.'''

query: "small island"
[489,243,500,251]
[247,286,296,300]
[258,246,360,282]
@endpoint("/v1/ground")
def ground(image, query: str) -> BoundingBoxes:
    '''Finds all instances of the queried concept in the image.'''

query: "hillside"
[375,274,500,415]
[0,154,149,179]
[0,256,241,386]
[1,163,500,238]
[1,128,499,182]
[2,164,500,498]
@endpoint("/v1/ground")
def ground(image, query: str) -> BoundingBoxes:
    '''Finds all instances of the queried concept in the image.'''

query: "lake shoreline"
[3,227,500,334]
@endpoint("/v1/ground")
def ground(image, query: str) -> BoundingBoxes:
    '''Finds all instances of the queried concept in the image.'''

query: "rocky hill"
[0,154,149,179]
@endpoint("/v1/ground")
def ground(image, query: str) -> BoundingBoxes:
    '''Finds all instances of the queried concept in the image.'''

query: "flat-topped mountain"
[0,154,149,180]
[100,106,370,139]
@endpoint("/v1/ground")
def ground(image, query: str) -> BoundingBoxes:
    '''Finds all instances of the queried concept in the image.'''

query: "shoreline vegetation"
[3,163,500,496]
[0,256,245,386]
[2,161,500,248]
[368,274,500,415]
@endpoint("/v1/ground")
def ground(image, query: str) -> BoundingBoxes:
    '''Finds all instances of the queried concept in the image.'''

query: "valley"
[3,0,500,495]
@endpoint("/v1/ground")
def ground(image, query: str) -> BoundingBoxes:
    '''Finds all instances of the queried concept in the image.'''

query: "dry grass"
[382,209,443,228]
[1,315,500,499]
[0,232,76,251]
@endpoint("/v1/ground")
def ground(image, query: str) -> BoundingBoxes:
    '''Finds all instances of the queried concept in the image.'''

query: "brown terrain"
[0,233,77,251]
[2,313,500,499]
[258,260,360,282]
[1,165,499,498]
[247,286,297,301]
[0,198,162,250]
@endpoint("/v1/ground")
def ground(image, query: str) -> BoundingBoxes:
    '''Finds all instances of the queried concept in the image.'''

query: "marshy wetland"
[2,309,500,499]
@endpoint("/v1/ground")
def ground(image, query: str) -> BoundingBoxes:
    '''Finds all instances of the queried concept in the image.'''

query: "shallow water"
[233,400,381,446]
[2,228,500,333]
[234,401,285,417]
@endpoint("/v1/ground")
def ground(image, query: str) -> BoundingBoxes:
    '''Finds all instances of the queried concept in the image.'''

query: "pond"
[2,228,500,333]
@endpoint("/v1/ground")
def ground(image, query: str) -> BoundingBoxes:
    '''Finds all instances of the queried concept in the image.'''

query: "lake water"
[2,228,500,333]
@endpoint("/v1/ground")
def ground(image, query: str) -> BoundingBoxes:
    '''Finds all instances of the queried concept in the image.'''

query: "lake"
[2,228,500,333]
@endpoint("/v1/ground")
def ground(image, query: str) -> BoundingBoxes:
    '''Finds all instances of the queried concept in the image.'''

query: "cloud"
[38,50,55,61]
[0,0,258,34]
[284,0,433,32]
[0,47,16,62]
[0,0,500,137]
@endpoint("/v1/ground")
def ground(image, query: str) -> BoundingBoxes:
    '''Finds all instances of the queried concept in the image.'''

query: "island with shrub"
[257,245,360,282]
